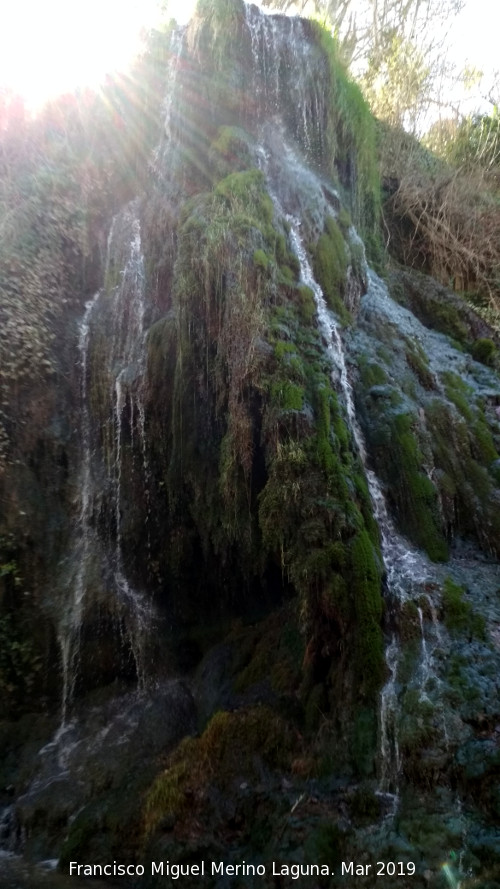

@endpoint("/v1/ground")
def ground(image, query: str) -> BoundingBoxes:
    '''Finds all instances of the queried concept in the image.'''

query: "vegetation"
[310,21,382,258]
[311,216,350,320]
[0,34,171,473]
[1,1,500,880]
[143,707,294,835]
[441,577,486,639]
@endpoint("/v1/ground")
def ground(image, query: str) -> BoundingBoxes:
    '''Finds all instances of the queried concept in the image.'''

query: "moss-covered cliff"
[0,0,500,885]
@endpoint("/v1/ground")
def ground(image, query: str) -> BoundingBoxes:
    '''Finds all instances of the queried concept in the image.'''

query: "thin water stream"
[261,144,434,803]
[57,206,154,724]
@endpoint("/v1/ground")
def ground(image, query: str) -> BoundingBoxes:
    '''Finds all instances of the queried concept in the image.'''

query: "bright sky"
[0,0,496,115]
[0,0,161,110]
[445,0,498,113]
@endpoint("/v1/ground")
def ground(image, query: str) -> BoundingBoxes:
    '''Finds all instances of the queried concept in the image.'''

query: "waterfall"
[243,4,326,160]
[58,292,100,725]
[152,26,187,182]
[261,159,435,802]
[96,205,154,686]
[293,236,434,801]
[57,205,153,722]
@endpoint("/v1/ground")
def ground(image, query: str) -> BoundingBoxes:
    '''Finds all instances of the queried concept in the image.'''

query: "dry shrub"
[388,169,500,313]
[380,124,500,326]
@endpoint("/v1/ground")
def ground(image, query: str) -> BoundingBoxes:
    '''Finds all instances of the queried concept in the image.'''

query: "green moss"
[210,125,252,176]
[442,577,486,639]
[358,354,388,388]
[0,612,44,714]
[471,338,498,367]
[349,781,381,823]
[315,385,336,474]
[350,530,384,697]
[271,380,304,411]
[424,398,499,553]
[398,600,421,641]
[194,0,246,79]
[399,688,437,769]
[389,272,470,345]
[233,608,304,696]
[143,707,293,835]
[310,21,381,255]
[253,248,269,270]
[472,418,498,465]
[215,168,273,224]
[59,810,98,868]
[304,821,344,865]
[405,343,435,390]
[279,264,295,283]
[442,371,474,422]
[296,284,316,324]
[445,654,481,707]
[337,207,352,233]
[311,216,350,322]
[373,412,448,561]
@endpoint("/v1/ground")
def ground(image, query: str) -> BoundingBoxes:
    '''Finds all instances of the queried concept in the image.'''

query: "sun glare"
[0,0,164,111]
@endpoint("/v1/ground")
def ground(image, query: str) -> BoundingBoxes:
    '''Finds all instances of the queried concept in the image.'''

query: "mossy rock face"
[209,125,254,179]
[311,216,350,321]
[362,406,448,562]
[142,706,296,838]
[441,577,486,639]
[389,269,499,355]
[424,399,500,557]
[350,263,500,559]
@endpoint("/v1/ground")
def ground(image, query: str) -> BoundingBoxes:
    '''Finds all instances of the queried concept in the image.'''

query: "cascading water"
[58,292,100,725]
[106,210,153,683]
[291,236,436,802]
[259,138,435,804]
[57,204,154,723]
[243,4,327,160]
[95,205,154,685]
[152,26,187,184]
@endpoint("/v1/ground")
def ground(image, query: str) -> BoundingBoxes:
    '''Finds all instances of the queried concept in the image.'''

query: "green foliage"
[442,577,486,639]
[438,111,500,173]
[361,32,431,132]
[384,150,500,318]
